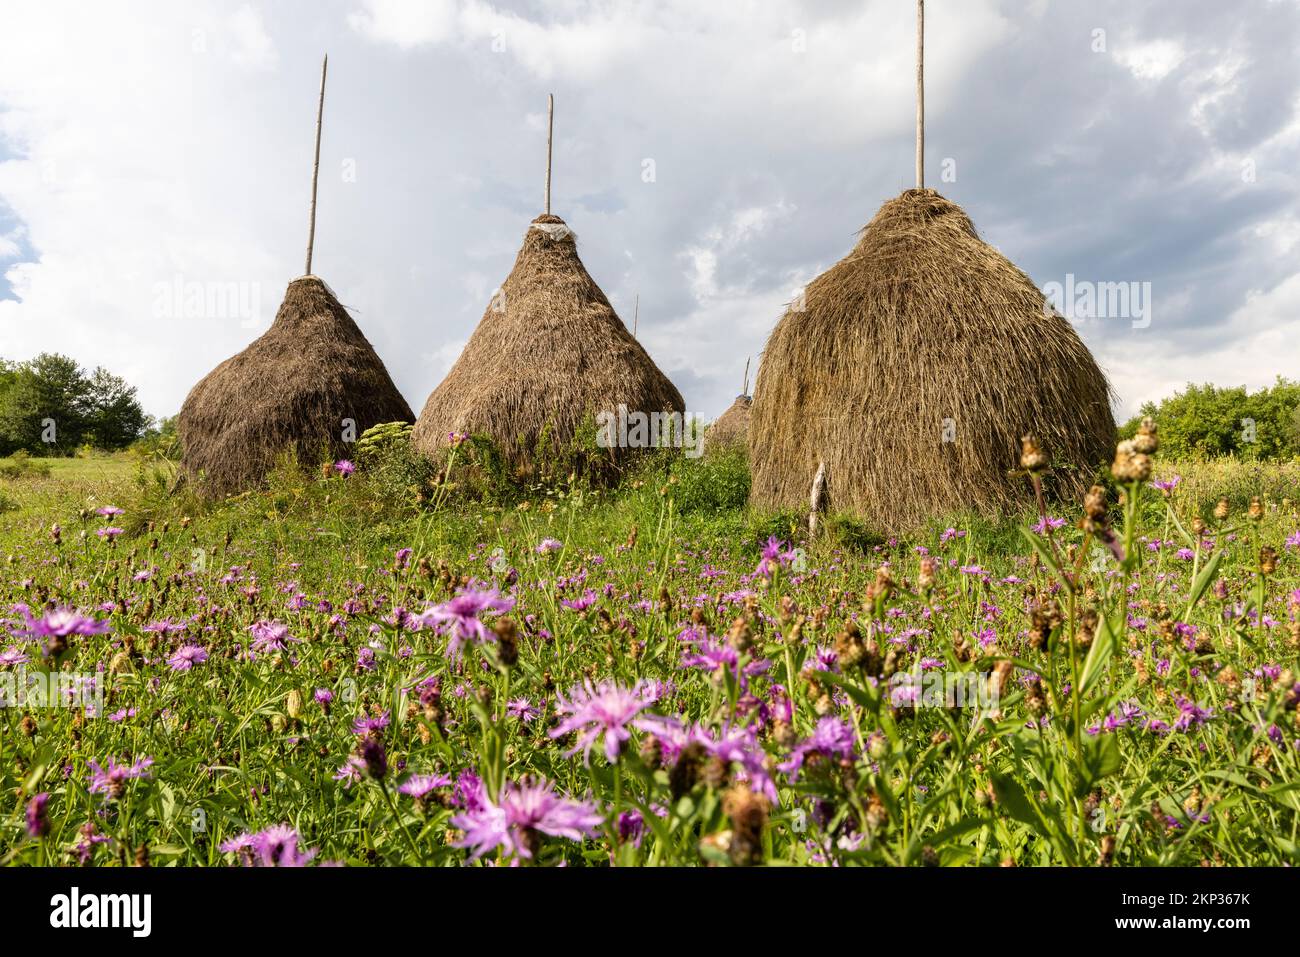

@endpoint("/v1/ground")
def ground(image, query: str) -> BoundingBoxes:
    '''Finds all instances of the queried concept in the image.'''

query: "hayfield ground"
[1,444,1299,866]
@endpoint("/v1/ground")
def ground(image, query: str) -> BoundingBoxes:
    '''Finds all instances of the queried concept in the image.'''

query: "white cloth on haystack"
[529,222,577,242]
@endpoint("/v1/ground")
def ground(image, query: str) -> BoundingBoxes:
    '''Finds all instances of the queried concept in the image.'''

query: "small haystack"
[411,214,683,475]
[707,394,752,452]
[178,55,413,496]
[748,188,1115,532]
[178,276,414,495]
[412,95,682,477]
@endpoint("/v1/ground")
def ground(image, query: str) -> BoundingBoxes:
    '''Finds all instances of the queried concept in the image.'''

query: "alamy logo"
[596,405,704,459]
[49,887,152,937]
[1042,273,1152,328]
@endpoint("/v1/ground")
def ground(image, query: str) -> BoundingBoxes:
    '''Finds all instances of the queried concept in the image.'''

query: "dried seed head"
[1214,498,1230,521]
[1019,434,1048,473]
[1132,417,1159,455]
[1248,496,1264,522]
[1111,439,1151,482]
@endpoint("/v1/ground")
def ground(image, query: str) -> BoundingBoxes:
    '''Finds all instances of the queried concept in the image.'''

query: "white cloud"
[348,0,459,49]
[1115,38,1186,81]
[229,4,278,70]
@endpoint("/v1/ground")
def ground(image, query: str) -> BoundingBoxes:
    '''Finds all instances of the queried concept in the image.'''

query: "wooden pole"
[632,293,639,338]
[305,54,328,276]
[915,0,924,189]
[742,356,751,396]
[544,93,554,215]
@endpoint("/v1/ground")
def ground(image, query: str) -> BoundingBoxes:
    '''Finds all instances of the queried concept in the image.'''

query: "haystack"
[412,214,683,476]
[748,187,1115,532]
[706,394,752,453]
[178,275,414,495]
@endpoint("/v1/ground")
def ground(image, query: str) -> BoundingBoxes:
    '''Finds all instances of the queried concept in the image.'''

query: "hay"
[178,276,414,495]
[749,188,1115,533]
[412,215,684,476]
[706,394,752,453]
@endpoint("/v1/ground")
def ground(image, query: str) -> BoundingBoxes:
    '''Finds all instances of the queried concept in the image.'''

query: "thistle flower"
[549,679,666,765]
[779,717,856,780]
[167,644,208,671]
[87,756,154,800]
[220,824,318,867]
[1111,439,1151,482]
[334,460,355,477]
[26,792,50,838]
[418,587,514,658]
[451,775,602,861]
[248,620,299,655]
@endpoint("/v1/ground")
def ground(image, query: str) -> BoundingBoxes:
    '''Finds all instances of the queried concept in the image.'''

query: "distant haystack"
[707,394,752,453]
[748,188,1115,532]
[412,214,683,477]
[178,276,413,495]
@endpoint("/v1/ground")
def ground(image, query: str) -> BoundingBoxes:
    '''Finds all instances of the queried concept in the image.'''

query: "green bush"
[666,445,751,515]
[1120,378,1300,461]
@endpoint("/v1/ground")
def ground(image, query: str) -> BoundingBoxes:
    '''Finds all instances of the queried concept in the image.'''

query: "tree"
[0,353,91,454]
[84,367,150,450]
[1119,378,1300,461]
[0,353,150,454]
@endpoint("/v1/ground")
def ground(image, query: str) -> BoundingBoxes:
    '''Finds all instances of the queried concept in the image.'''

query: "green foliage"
[0,353,151,455]
[1120,377,1300,461]
[664,445,751,515]
[354,421,438,509]
[0,449,53,480]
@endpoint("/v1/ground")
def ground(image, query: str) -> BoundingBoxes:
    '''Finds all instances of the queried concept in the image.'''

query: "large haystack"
[749,188,1115,532]
[412,215,684,476]
[179,276,413,495]
[706,394,752,453]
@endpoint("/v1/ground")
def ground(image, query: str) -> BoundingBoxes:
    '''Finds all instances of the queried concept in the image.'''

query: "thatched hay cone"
[178,276,414,495]
[706,394,752,454]
[748,188,1115,533]
[412,215,684,479]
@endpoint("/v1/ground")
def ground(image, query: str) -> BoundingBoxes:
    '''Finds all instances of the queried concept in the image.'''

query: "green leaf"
[989,772,1038,827]
[1182,547,1225,618]
[1076,732,1122,797]
[1079,612,1117,695]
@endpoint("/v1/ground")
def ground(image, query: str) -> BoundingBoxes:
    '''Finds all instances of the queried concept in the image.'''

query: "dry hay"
[412,215,683,478]
[706,394,752,453]
[749,188,1115,533]
[178,276,414,496]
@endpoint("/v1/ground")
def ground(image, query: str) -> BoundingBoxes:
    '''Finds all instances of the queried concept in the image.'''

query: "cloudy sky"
[1,0,1297,424]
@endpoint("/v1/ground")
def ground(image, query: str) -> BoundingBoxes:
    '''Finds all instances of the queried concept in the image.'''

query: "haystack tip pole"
[632,293,639,338]
[742,356,751,396]
[545,93,555,216]
[305,53,328,277]
[915,0,924,189]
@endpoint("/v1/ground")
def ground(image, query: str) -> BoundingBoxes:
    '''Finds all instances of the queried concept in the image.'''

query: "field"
[1,444,1299,867]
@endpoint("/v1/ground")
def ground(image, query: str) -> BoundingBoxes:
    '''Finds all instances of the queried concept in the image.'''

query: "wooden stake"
[305,54,328,276]
[544,93,554,215]
[632,293,639,338]
[809,460,827,536]
[915,0,924,189]
[742,356,751,396]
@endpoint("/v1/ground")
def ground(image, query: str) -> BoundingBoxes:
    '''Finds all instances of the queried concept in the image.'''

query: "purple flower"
[314,688,334,708]
[560,589,597,612]
[334,459,355,477]
[1150,476,1181,493]
[220,824,318,867]
[249,620,298,655]
[87,756,154,798]
[418,587,514,658]
[1173,697,1213,732]
[507,697,540,722]
[398,773,452,799]
[755,536,795,578]
[22,607,111,640]
[536,538,563,555]
[0,646,30,667]
[167,644,208,671]
[1032,516,1067,533]
[96,527,124,540]
[780,717,857,780]
[549,679,665,765]
[26,793,49,838]
[96,505,125,516]
[451,775,603,861]
[351,711,391,737]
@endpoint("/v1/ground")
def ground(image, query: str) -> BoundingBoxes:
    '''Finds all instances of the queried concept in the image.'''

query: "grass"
[1,446,1298,866]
